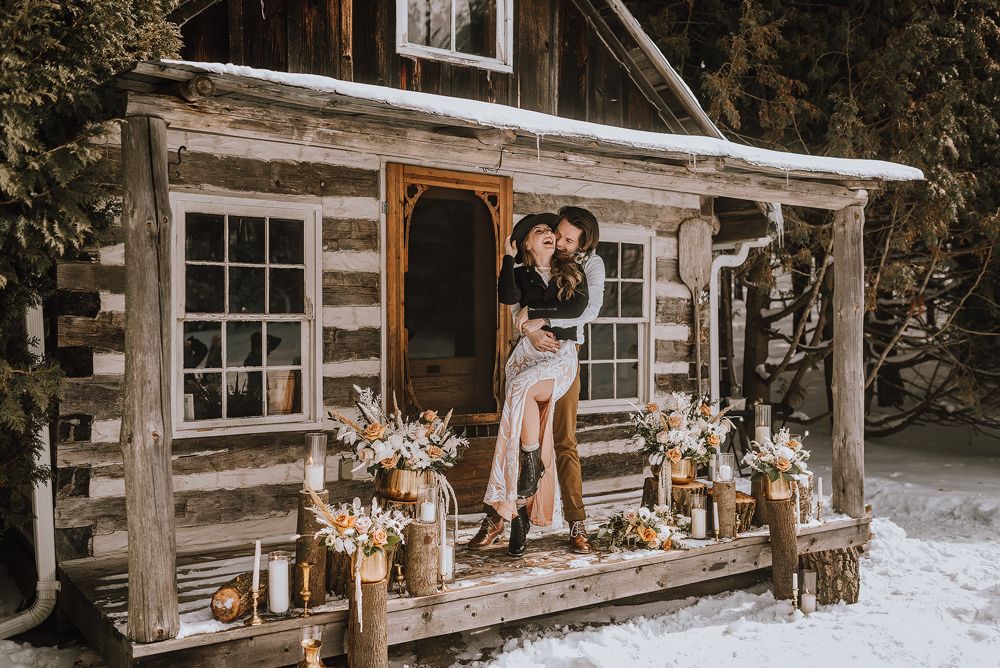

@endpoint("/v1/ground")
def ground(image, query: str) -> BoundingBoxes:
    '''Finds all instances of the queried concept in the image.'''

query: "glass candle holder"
[267,550,291,614]
[690,492,707,539]
[708,454,717,483]
[303,433,327,492]
[439,526,456,583]
[299,625,323,662]
[800,569,818,613]
[715,452,736,482]
[417,482,437,523]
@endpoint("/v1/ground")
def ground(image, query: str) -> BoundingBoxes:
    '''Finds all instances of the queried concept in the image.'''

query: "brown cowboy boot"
[568,520,592,554]
[467,515,505,549]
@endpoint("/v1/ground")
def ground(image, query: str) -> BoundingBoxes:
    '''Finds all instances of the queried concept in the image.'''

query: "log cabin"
[27,0,923,664]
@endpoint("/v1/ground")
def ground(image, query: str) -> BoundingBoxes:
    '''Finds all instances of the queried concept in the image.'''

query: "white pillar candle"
[440,546,454,581]
[800,593,817,614]
[419,501,436,522]
[793,572,798,590]
[718,464,732,481]
[817,476,823,504]
[712,502,719,534]
[251,540,261,591]
[691,508,707,539]
[268,556,290,613]
[305,463,325,491]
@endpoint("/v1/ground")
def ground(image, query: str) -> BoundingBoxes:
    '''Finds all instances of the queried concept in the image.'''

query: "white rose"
[777,446,795,460]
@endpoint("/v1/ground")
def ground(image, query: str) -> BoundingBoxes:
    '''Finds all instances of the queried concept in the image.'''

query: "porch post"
[121,116,179,641]
[831,200,866,518]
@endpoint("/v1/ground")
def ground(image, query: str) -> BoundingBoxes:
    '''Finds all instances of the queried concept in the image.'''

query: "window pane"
[270,268,305,314]
[183,322,222,369]
[228,322,266,368]
[186,265,224,313]
[590,323,613,360]
[617,362,638,398]
[270,218,304,265]
[597,242,619,279]
[186,213,224,262]
[579,331,590,361]
[621,282,644,318]
[579,364,589,399]
[229,216,266,264]
[229,266,265,313]
[456,0,497,58]
[267,322,302,365]
[184,372,222,421]
[621,243,643,279]
[267,370,301,415]
[591,363,614,400]
[599,282,617,318]
[227,371,264,418]
[616,323,639,359]
[408,0,451,49]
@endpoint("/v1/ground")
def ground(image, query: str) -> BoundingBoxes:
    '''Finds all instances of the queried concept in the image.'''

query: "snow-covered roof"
[161,59,924,183]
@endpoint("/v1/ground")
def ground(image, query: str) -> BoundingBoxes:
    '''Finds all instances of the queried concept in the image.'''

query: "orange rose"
[332,512,354,533]
[667,415,684,429]
[370,527,388,546]
[641,527,657,542]
[380,454,400,469]
[700,404,712,417]
[667,447,682,463]
[423,410,438,422]
[707,434,721,447]
[646,402,659,413]
[776,457,792,472]
[427,445,443,458]
[788,439,801,451]
[364,422,388,439]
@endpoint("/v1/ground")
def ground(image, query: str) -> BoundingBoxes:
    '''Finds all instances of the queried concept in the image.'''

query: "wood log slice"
[713,481,737,539]
[799,547,861,605]
[404,521,440,597]
[735,491,756,534]
[327,550,353,598]
[797,474,814,523]
[210,572,268,622]
[641,478,705,516]
[347,578,389,668]
[766,498,797,600]
[750,478,768,526]
[295,490,328,607]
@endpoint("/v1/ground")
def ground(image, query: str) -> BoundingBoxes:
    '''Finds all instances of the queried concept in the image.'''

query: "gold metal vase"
[670,459,697,484]
[767,475,794,500]
[297,639,325,668]
[374,468,431,502]
[358,550,389,583]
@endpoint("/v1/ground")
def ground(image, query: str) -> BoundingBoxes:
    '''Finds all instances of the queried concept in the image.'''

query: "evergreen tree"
[0,1,179,529]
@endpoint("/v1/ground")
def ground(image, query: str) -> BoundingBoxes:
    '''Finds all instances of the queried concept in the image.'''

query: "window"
[171,194,322,435]
[397,0,512,73]
[579,231,653,410]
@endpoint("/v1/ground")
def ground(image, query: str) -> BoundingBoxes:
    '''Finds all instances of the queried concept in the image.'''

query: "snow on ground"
[0,563,79,668]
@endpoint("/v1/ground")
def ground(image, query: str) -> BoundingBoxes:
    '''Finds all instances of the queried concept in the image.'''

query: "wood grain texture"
[799,547,861,605]
[120,115,179,641]
[210,572,267,623]
[713,480,737,539]
[323,217,379,252]
[323,327,380,363]
[324,375,379,407]
[323,270,380,306]
[832,204,866,518]
[766,498,797,600]
[58,313,126,354]
[404,522,440,597]
[513,192,694,235]
[294,490,328,607]
[62,376,124,422]
[347,579,389,668]
[58,263,126,293]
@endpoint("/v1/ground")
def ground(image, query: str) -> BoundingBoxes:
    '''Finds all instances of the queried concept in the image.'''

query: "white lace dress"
[483,335,578,525]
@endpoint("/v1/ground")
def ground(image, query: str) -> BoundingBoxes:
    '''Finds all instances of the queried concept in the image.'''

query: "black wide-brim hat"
[511,212,559,263]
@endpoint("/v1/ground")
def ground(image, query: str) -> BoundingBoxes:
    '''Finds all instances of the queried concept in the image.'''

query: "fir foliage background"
[0,1,179,530]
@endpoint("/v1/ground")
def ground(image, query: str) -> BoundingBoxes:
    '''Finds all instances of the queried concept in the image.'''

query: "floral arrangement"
[328,386,468,475]
[593,506,676,551]
[742,427,812,482]
[311,496,411,558]
[629,392,735,467]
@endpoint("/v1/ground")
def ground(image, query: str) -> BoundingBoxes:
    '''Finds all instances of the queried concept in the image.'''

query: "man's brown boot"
[569,520,592,554]
[467,516,505,549]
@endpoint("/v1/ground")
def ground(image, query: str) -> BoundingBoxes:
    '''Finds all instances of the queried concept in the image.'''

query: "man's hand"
[526,329,559,353]
[514,308,545,334]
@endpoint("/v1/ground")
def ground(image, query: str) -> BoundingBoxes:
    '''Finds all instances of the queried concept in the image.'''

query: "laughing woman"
[469,213,588,557]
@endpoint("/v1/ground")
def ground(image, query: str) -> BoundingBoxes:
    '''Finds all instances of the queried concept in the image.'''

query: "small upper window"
[397,0,512,72]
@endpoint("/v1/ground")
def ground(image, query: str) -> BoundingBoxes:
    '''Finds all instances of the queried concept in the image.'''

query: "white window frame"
[578,226,655,414]
[170,192,323,438]
[396,0,513,73]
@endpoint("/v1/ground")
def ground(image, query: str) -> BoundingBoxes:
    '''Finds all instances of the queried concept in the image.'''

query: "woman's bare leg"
[520,379,554,447]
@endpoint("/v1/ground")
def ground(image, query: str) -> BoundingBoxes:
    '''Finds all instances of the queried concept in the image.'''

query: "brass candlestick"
[792,586,800,615]
[817,500,823,522]
[245,588,263,626]
[299,562,313,617]
[394,564,406,596]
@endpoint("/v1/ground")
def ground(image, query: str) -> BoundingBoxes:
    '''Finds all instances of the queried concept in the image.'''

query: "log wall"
[52,125,706,558]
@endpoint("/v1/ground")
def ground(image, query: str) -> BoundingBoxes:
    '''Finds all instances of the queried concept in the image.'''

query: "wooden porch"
[59,511,870,668]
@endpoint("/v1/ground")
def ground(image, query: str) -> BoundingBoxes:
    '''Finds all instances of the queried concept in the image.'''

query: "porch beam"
[120,116,179,641]
[122,92,871,211]
[831,201,866,518]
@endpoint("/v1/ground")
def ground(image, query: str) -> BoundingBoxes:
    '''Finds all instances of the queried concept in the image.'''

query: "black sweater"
[497,255,589,342]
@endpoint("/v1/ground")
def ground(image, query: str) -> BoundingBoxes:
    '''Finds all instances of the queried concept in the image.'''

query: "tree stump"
[210,572,268,622]
[750,478,768,526]
[347,578,389,668]
[712,481,737,539]
[327,550,353,598]
[295,490,328,607]
[705,488,756,534]
[641,478,705,515]
[404,521,440,597]
[799,547,861,605]
[797,474,814,523]
[766,498,797,600]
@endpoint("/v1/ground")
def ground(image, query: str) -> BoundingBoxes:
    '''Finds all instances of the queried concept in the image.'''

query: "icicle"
[536,133,541,163]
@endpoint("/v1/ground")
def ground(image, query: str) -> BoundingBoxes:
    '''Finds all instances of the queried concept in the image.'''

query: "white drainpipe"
[709,236,772,401]
[0,305,61,639]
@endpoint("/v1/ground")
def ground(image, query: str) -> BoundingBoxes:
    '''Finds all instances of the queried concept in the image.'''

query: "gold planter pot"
[358,550,389,583]
[767,475,794,500]
[670,459,697,484]
[374,468,431,502]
